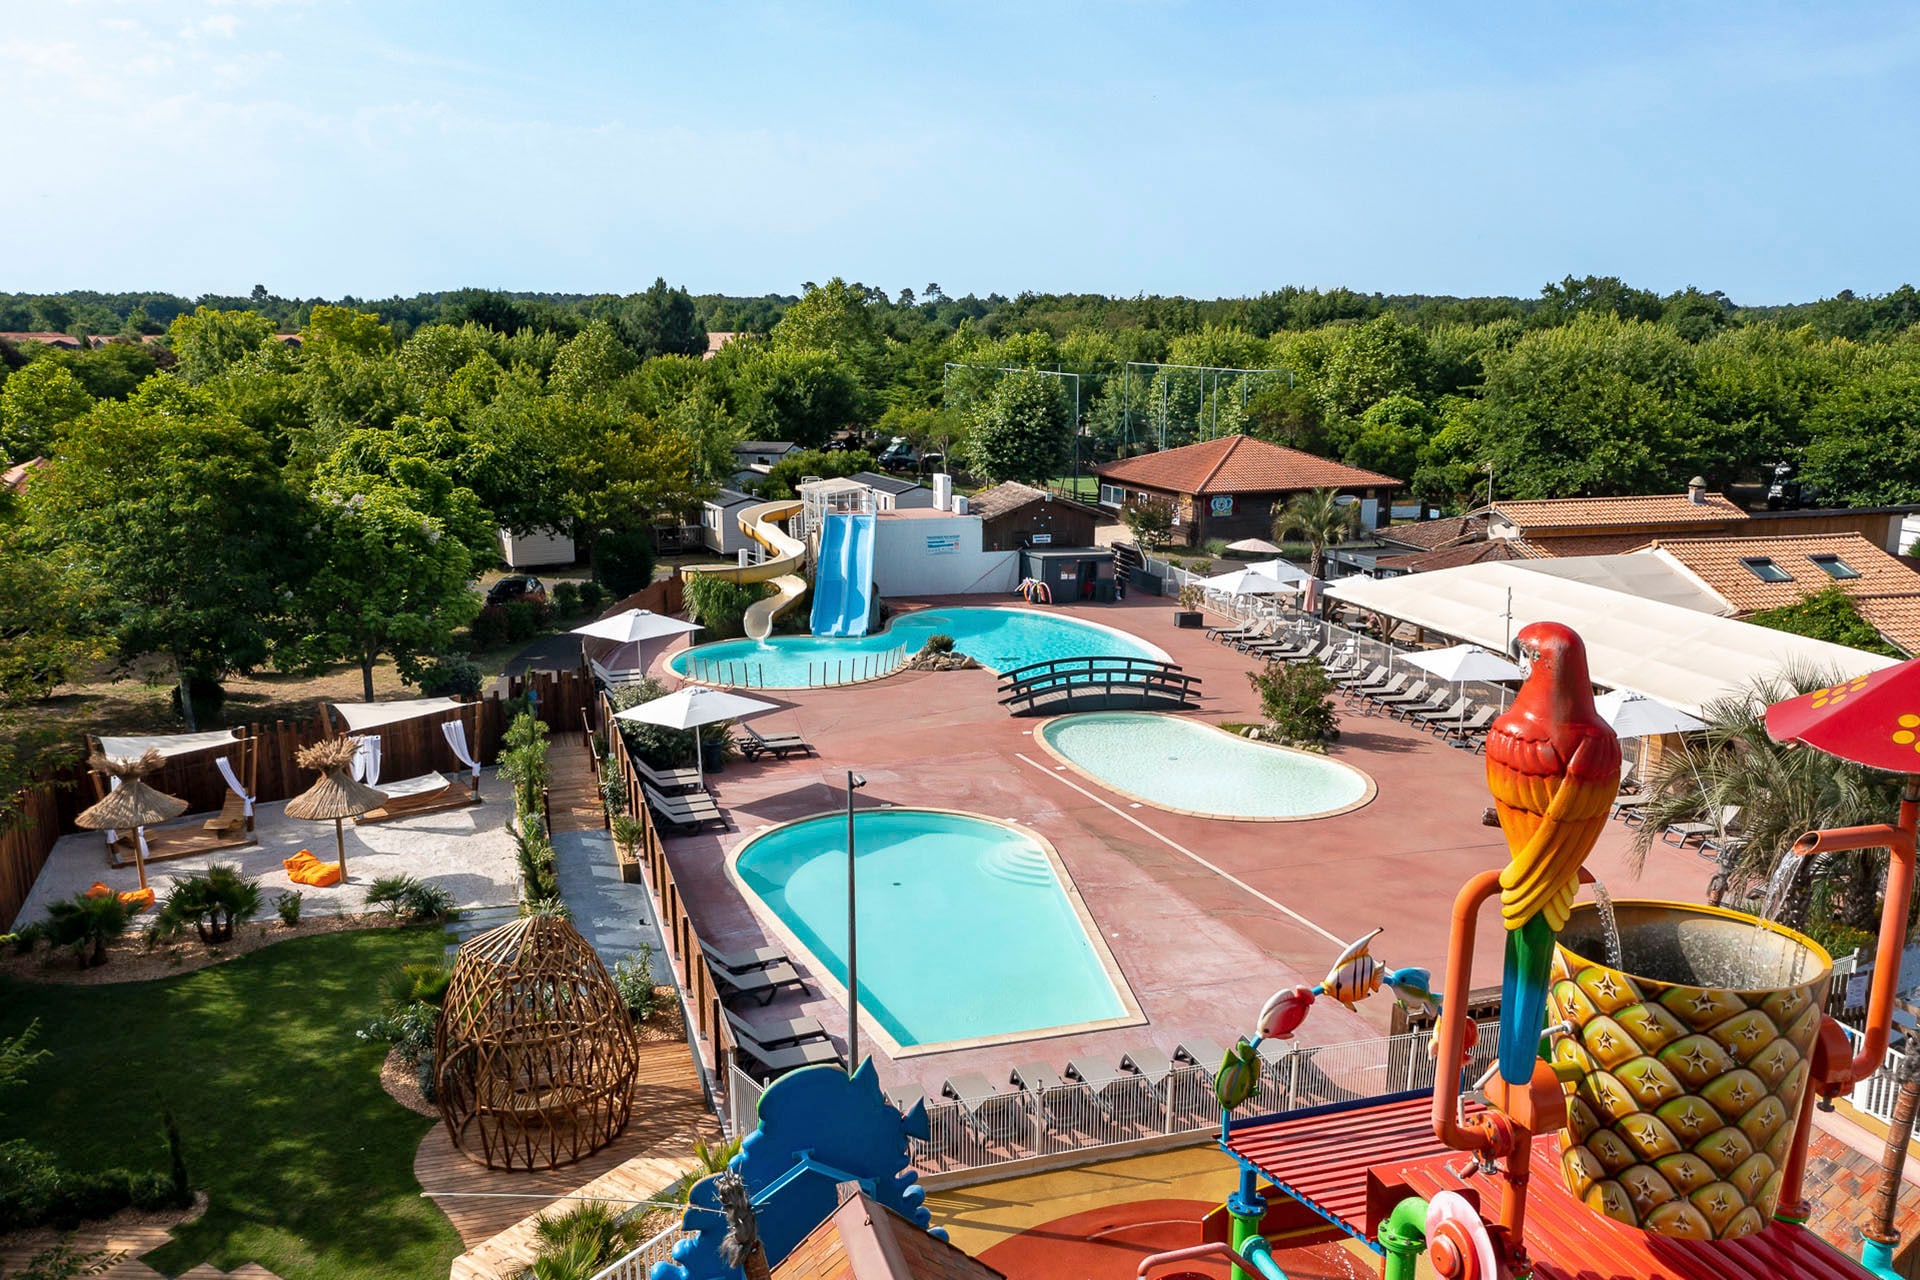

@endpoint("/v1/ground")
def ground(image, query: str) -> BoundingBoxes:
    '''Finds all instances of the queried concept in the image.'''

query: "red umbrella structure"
[1764,657,1920,772]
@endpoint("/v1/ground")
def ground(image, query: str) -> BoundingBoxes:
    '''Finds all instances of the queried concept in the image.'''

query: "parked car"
[485,574,547,606]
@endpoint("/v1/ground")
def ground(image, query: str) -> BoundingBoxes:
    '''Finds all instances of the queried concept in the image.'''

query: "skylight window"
[1740,556,1793,583]
[1808,553,1860,579]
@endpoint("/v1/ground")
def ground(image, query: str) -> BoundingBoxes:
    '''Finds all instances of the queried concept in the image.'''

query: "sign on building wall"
[926,535,959,555]
[1031,533,1052,545]
[1210,495,1235,516]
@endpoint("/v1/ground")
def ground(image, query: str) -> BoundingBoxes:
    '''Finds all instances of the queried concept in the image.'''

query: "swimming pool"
[731,809,1138,1053]
[1039,712,1375,820]
[671,606,1164,688]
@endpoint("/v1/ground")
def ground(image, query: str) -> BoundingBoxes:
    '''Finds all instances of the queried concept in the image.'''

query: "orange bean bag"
[85,882,154,912]
[283,850,342,888]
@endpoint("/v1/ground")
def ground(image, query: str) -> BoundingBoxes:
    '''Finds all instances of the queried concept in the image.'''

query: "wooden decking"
[545,731,608,835]
[450,1155,699,1280]
[416,1040,719,1249]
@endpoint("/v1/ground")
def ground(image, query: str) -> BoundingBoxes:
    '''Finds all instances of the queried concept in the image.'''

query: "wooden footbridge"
[996,655,1202,716]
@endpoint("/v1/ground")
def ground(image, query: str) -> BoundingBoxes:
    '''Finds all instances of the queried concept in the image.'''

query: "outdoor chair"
[642,781,726,833]
[1332,663,1387,689]
[1240,629,1303,657]
[1359,674,1413,703]
[724,1007,829,1050]
[1207,620,1262,644]
[1066,1056,1158,1129]
[1343,666,1398,696]
[737,724,814,760]
[1229,622,1282,651]
[702,942,791,973]
[1662,805,1742,848]
[732,1027,841,1079]
[1411,696,1474,730]
[1442,706,1498,746]
[709,957,809,1006]
[1173,1039,1229,1072]
[1371,680,1433,711]
[885,1082,926,1114]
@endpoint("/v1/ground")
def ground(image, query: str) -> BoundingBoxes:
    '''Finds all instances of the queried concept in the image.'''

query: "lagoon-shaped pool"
[731,809,1137,1053]
[1039,712,1375,820]
[671,606,1164,688]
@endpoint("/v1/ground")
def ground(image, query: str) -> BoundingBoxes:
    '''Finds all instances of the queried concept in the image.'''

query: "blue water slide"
[809,511,876,637]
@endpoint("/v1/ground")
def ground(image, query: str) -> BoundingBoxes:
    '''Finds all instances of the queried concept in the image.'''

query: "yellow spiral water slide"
[679,500,810,641]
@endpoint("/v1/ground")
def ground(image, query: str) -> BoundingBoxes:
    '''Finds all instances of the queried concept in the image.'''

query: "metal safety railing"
[681,643,909,690]
[1843,1024,1912,1124]
[587,1223,694,1280]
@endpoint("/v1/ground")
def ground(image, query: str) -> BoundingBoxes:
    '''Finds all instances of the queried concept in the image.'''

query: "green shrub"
[611,679,695,768]
[0,1138,189,1233]
[683,574,768,642]
[552,580,581,617]
[1803,917,1875,960]
[414,653,482,698]
[43,893,130,967]
[520,897,570,920]
[576,580,606,615]
[275,891,303,927]
[610,947,660,1021]
[362,875,458,923]
[382,960,454,1010]
[152,865,262,945]
[8,923,44,956]
[926,634,955,654]
[610,815,646,863]
[469,604,510,651]
[524,1200,648,1279]
[599,757,630,817]
[503,599,540,643]
[1248,659,1340,750]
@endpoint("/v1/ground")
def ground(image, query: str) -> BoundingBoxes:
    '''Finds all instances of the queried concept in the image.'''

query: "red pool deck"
[656,596,1712,1093]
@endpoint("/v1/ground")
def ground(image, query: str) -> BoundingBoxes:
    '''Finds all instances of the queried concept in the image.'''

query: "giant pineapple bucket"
[1547,899,1831,1242]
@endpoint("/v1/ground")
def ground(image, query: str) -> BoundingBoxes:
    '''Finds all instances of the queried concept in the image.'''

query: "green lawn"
[0,928,461,1280]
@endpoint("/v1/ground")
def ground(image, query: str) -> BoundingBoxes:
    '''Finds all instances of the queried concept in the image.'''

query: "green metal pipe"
[1377,1196,1429,1280]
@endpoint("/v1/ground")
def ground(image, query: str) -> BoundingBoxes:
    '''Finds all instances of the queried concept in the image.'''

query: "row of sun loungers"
[633,726,815,834]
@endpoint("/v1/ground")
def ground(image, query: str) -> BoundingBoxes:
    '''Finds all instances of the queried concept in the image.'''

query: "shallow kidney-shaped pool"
[1039,711,1375,820]
[732,809,1139,1054]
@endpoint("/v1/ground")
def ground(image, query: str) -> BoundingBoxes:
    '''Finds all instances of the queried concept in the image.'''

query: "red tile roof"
[965,481,1100,522]
[0,332,84,348]
[2,457,45,493]
[1094,435,1401,496]
[1647,532,1920,654]
[1375,538,1531,573]
[1492,492,1748,532]
[705,331,739,358]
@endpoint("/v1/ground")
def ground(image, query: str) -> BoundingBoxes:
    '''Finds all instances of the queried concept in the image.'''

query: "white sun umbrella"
[1403,643,1524,707]
[1225,537,1283,555]
[572,609,703,675]
[1199,566,1297,596]
[1594,689,1707,789]
[613,685,780,789]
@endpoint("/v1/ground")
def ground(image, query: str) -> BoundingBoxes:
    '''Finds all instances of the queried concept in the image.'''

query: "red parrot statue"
[1484,621,1621,1085]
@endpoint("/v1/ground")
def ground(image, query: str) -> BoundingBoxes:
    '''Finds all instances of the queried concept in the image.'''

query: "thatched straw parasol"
[284,737,387,882]
[75,750,189,891]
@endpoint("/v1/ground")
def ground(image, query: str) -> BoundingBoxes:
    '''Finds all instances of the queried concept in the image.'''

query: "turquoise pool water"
[1040,712,1374,819]
[732,810,1129,1048]
[671,606,1162,688]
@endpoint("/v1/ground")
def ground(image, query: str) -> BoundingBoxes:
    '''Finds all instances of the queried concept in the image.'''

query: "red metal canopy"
[1764,658,1920,774]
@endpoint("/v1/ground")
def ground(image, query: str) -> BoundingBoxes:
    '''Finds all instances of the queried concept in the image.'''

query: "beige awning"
[329,697,468,732]
[96,729,242,760]
[1325,561,1897,716]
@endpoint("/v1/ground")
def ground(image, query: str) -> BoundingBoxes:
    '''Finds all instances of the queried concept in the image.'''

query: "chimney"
[1686,476,1708,504]
[933,473,953,512]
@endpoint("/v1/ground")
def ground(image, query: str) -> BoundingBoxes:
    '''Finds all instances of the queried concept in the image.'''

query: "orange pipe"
[1431,869,1502,1158]
[1791,785,1918,1087]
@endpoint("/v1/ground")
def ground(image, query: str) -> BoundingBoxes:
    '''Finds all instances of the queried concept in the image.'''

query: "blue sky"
[4,2,1916,303]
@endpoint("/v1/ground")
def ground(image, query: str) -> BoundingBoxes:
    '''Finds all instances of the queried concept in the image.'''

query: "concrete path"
[554,828,671,983]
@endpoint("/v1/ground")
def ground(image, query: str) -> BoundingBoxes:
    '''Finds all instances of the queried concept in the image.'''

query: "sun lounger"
[1207,620,1262,643]
[635,756,703,793]
[724,1007,829,1050]
[1174,1039,1230,1072]
[702,942,790,973]
[1663,805,1741,848]
[709,958,808,1006]
[1411,697,1474,729]
[885,1082,926,1114]
[737,724,814,760]
[355,770,481,824]
[943,1071,1023,1142]
[1390,688,1455,722]
[1441,706,1498,740]
[1332,663,1387,689]
[1120,1047,1176,1092]
[1343,666,1398,696]
[1359,673,1412,703]
[1011,1062,1065,1093]
[642,781,726,832]
[732,1028,842,1078]
[1371,680,1433,711]
[1240,631,1304,658]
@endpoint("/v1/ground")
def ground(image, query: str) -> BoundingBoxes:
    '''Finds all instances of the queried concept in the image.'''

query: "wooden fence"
[591,688,742,1118]
[0,786,63,934]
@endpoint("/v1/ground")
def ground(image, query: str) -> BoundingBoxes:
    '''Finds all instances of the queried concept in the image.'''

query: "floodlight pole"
[846,770,867,1073]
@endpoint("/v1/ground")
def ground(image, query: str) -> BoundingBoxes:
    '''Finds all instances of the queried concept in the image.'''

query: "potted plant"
[1174,583,1205,628]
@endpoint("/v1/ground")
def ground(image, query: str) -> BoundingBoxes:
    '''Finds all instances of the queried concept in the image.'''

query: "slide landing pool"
[672,605,1164,688]
[1039,712,1375,820]
[731,809,1140,1054]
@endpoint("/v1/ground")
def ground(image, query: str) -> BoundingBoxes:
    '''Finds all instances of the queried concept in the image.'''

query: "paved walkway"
[543,731,672,983]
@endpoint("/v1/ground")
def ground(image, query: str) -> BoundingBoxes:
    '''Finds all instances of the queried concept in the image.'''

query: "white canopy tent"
[85,727,259,864]
[1325,561,1897,717]
[326,697,483,819]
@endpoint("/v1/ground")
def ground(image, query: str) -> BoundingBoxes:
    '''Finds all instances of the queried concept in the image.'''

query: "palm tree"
[520,1202,645,1280]
[1271,488,1359,579]
[1628,669,1902,928]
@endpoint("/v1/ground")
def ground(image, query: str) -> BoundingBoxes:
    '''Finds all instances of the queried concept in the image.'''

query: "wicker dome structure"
[434,915,641,1171]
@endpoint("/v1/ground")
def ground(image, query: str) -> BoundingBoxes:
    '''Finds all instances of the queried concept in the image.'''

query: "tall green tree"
[24,379,300,729]
[730,348,862,448]
[0,361,93,460]
[167,307,276,384]
[966,369,1070,483]
[615,277,706,360]
[1271,487,1358,578]
[1800,352,1920,506]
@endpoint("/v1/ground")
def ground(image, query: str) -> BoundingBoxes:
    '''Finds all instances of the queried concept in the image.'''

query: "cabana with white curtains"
[84,728,260,866]
[324,697,484,823]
